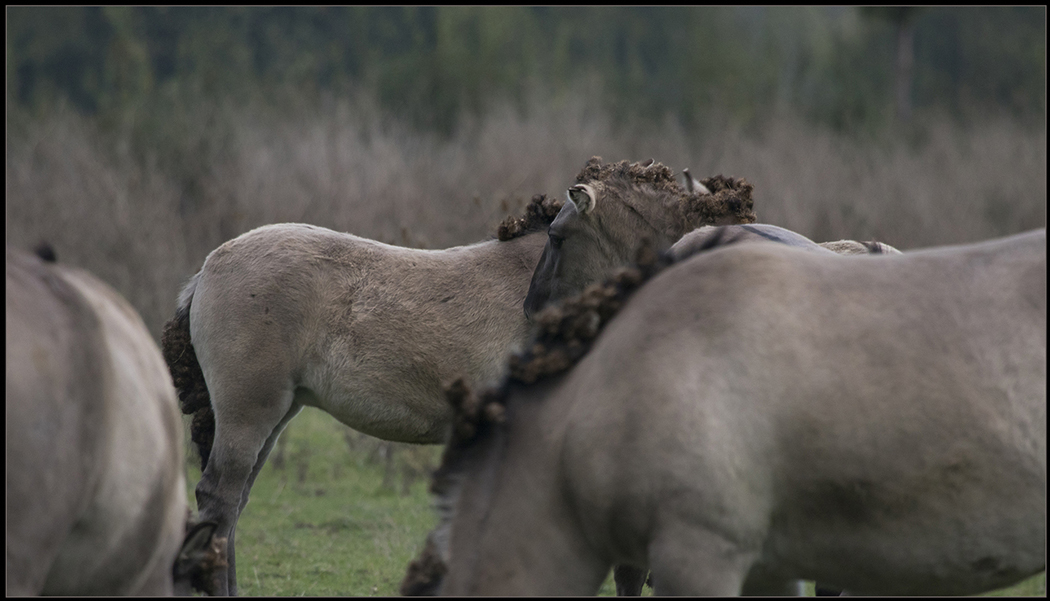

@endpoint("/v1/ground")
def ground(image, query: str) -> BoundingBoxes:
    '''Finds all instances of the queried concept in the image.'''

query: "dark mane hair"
[681,174,756,228]
[439,223,750,453]
[576,156,757,235]
[575,156,681,195]
[406,225,748,591]
[496,194,564,241]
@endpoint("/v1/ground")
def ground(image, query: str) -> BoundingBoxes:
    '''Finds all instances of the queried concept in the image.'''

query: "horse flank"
[161,193,562,471]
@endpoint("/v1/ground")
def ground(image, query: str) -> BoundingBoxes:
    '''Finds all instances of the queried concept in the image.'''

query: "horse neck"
[444,389,608,595]
[465,230,548,295]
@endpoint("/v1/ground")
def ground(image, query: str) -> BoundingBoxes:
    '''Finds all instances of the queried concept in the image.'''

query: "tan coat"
[165,221,549,595]
[7,249,187,595]
[424,229,1046,596]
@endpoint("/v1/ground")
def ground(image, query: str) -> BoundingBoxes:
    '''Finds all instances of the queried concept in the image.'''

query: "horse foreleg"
[647,526,756,596]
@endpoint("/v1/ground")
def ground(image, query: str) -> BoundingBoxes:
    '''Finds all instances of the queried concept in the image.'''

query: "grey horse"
[405,228,1046,596]
[524,157,757,318]
[161,185,751,594]
[7,246,224,595]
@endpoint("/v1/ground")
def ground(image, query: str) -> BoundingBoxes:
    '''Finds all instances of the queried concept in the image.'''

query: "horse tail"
[161,271,215,470]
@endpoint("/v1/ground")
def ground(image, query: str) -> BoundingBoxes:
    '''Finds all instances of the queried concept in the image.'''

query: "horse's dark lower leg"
[614,564,648,595]
[195,483,239,595]
[226,528,238,595]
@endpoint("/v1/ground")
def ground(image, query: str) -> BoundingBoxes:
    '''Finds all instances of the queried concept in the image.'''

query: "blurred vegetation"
[8,7,1046,136]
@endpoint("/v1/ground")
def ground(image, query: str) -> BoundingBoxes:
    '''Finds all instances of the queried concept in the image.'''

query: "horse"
[405,228,1046,595]
[161,184,753,594]
[523,157,757,318]
[521,157,891,594]
[523,157,900,320]
[6,246,224,595]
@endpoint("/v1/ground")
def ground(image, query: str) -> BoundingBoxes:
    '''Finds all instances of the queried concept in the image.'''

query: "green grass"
[185,408,1044,596]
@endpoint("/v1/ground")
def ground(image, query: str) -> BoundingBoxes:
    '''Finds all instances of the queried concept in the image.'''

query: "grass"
[185,408,439,596]
[184,408,1044,596]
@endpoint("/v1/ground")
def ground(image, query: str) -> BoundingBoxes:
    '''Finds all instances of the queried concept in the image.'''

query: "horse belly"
[300,367,453,444]
[765,472,1045,595]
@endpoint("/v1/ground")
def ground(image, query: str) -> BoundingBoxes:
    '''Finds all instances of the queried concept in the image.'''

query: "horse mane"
[410,227,746,590]
[575,156,681,194]
[681,174,757,228]
[576,156,757,235]
[495,158,756,244]
[414,157,758,587]
[496,193,565,241]
[440,225,747,451]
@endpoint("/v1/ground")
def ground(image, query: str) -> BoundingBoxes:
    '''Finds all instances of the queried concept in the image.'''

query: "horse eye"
[549,233,564,249]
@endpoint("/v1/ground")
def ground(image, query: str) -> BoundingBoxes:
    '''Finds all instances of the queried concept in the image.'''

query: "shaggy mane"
[575,156,681,195]
[576,156,757,235]
[496,194,565,241]
[404,227,743,594]
[682,174,756,228]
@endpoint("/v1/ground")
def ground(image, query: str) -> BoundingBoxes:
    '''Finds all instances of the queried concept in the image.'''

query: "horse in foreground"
[405,228,1046,595]
[6,247,224,595]
[161,171,752,594]
[520,156,892,594]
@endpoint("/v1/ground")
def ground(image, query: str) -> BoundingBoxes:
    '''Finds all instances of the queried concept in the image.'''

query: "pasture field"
[184,408,1045,596]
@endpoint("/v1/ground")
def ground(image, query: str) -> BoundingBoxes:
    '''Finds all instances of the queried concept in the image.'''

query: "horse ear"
[682,168,711,195]
[567,184,597,214]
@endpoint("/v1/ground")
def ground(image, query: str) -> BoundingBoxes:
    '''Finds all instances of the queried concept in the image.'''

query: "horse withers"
[409,228,1046,596]
[6,247,222,595]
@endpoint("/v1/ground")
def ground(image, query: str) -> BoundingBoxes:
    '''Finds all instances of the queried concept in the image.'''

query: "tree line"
[8,7,1045,134]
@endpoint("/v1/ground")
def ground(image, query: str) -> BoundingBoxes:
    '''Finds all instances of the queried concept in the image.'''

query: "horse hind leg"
[194,380,298,596]
[241,400,304,513]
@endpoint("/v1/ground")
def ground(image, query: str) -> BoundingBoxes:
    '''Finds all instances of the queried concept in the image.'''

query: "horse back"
[6,249,186,595]
[558,230,1046,593]
[188,224,537,436]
